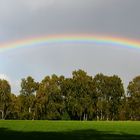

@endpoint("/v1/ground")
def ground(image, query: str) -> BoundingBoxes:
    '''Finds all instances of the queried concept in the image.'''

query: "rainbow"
[0,34,140,53]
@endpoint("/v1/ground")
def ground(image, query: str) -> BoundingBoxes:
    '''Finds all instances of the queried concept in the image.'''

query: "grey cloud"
[0,0,140,41]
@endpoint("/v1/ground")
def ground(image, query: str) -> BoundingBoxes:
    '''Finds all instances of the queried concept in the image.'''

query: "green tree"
[64,70,94,120]
[127,76,140,120]
[93,74,108,120]
[0,79,11,119]
[93,74,124,120]
[7,94,20,119]
[36,75,65,120]
[106,75,125,120]
[19,76,38,119]
[0,70,130,120]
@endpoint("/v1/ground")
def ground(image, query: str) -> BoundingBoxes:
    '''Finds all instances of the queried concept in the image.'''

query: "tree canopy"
[0,69,139,120]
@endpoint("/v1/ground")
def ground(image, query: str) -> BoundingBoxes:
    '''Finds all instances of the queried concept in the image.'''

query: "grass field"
[0,121,140,140]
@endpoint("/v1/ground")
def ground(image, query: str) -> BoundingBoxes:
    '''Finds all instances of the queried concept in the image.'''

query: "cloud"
[0,74,20,94]
[1,0,140,94]
[21,0,55,10]
[0,74,10,81]
[0,0,140,42]
[11,80,20,95]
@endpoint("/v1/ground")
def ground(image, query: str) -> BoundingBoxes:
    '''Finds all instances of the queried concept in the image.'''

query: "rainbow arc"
[0,34,140,52]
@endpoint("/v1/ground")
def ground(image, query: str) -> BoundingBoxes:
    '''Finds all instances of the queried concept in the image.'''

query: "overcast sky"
[0,0,140,94]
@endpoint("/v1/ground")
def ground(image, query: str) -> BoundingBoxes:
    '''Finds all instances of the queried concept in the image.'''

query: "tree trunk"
[0,110,4,120]
[83,113,85,121]
[101,110,103,120]
[85,114,87,121]
[29,107,31,113]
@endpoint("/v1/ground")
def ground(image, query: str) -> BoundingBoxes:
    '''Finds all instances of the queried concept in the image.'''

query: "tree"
[0,79,11,119]
[0,70,135,120]
[64,70,94,120]
[93,73,108,120]
[36,75,65,120]
[127,76,140,120]
[106,75,125,120]
[19,76,38,119]
[93,74,124,120]
[6,94,20,119]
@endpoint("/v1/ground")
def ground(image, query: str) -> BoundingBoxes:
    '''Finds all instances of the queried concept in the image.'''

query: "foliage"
[127,76,140,120]
[0,79,11,119]
[0,69,140,120]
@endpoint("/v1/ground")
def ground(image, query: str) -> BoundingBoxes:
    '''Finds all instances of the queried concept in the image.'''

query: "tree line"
[0,69,140,120]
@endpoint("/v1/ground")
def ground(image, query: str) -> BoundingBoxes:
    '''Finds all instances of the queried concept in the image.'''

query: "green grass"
[0,120,140,140]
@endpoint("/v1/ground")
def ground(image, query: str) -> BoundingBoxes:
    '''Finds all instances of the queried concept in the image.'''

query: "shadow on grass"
[0,128,140,140]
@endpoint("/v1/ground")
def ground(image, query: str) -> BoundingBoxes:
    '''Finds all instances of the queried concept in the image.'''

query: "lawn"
[0,120,140,140]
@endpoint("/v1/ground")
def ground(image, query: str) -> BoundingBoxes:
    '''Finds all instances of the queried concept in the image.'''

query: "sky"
[0,0,140,94]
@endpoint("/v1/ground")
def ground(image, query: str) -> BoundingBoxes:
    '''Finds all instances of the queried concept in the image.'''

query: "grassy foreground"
[0,121,140,140]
